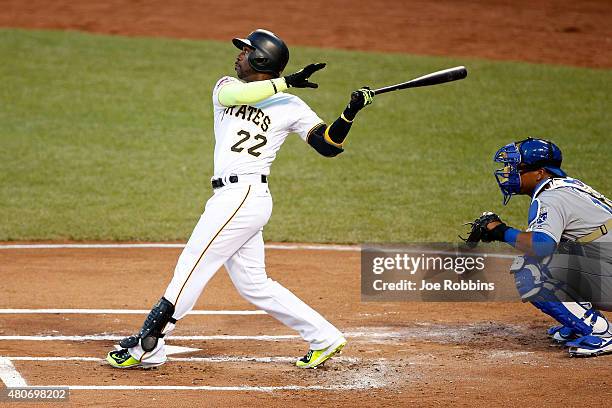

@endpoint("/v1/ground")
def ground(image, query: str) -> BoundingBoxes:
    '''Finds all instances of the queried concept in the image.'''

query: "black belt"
[211,175,268,189]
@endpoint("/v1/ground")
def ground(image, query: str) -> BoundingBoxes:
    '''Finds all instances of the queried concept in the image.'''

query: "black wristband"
[489,223,510,242]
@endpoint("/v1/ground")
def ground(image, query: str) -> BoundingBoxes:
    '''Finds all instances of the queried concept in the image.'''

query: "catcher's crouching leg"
[511,256,612,341]
[120,297,177,352]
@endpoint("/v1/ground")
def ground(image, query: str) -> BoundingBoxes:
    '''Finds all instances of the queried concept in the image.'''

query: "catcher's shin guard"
[511,256,611,337]
[532,301,610,337]
[120,297,177,352]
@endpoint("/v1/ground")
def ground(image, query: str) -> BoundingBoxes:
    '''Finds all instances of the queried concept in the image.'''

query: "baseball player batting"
[106,29,375,369]
[463,138,612,356]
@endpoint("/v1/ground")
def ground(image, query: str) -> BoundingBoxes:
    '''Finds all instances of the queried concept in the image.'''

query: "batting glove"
[344,87,375,120]
[284,63,326,88]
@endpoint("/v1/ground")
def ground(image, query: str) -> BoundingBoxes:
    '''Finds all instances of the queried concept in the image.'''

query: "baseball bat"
[373,66,467,95]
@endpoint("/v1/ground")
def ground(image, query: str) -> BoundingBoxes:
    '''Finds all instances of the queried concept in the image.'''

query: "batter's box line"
[36,384,376,392]
[2,356,373,392]
[0,357,28,387]
[5,355,361,364]
[0,331,400,342]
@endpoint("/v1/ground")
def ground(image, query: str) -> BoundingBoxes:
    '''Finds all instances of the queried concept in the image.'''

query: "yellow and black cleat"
[296,337,347,369]
[106,349,142,369]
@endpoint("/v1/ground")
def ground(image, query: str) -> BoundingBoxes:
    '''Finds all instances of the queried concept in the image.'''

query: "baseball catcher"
[462,137,612,356]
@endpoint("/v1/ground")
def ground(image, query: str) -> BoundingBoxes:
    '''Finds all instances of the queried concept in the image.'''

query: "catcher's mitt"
[460,212,506,248]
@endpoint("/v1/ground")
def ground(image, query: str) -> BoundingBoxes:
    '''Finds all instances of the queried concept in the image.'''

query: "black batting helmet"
[232,29,289,77]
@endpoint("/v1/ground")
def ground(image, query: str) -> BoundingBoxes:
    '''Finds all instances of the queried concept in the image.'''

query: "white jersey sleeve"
[287,97,325,142]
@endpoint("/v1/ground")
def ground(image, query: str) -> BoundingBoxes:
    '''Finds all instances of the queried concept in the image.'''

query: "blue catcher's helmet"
[494,137,567,205]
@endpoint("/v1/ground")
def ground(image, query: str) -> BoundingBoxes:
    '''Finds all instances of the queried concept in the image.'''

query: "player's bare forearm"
[506,230,537,256]
[463,213,556,257]
[515,231,557,257]
[486,221,556,257]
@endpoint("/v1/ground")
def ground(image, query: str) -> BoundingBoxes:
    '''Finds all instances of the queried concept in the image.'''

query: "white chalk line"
[0,309,266,315]
[0,243,359,252]
[0,331,396,342]
[0,242,517,259]
[0,334,298,341]
[7,355,359,364]
[42,384,367,391]
[3,356,366,392]
[0,357,28,387]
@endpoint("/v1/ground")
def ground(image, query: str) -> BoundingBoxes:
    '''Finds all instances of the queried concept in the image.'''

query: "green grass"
[1,29,610,242]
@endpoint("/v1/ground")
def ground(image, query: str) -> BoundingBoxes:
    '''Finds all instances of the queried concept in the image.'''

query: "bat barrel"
[373,66,467,95]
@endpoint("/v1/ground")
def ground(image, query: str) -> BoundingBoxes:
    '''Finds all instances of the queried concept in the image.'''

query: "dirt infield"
[0,245,610,407]
[1,0,611,68]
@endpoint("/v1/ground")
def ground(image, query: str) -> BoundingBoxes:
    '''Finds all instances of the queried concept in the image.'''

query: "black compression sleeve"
[307,124,344,157]
[326,114,353,145]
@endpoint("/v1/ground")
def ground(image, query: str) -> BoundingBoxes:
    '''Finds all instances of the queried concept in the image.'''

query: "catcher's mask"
[232,29,289,78]
[493,137,567,205]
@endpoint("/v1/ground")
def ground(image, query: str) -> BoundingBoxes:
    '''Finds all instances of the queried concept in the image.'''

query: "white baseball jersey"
[527,177,612,244]
[211,76,323,178]
[127,76,344,365]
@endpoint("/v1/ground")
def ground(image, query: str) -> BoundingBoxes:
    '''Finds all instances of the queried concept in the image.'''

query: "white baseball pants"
[129,182,342,364]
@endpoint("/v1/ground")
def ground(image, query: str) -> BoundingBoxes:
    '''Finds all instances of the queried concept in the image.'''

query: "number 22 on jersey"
[231,130,267,157]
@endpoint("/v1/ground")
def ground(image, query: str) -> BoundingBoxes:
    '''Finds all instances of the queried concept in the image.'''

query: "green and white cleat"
[296,337,347,369]
[106,349,142,368]
[106,348,164,369]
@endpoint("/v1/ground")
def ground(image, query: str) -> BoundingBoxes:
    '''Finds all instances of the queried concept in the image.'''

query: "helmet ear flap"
[251,56,269,66]
[248,53,277,77]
